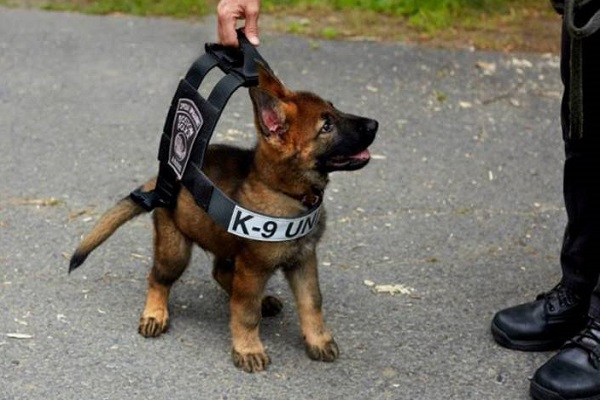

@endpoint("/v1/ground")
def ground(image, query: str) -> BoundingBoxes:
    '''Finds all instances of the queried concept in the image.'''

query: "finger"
[217,1,240,47]
[218,17,240,47]
[243,10,260,46]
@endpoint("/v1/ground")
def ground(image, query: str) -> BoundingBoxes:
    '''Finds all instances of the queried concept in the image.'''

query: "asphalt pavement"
[0,7,568,400]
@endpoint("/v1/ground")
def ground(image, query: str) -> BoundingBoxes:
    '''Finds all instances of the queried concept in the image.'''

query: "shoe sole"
[531,380,600,400]
[490,320,567,352]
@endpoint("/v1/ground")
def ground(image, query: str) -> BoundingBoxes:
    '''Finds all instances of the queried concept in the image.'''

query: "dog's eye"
[320,117,334,134]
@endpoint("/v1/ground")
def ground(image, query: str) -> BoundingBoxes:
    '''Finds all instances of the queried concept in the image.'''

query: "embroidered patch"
[168,98,204,179]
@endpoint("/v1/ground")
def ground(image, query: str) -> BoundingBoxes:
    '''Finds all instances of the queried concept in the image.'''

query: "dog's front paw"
[138,311,169,338]
[261,295,283,318]
[305,338,339,362]
[231,349,271,373]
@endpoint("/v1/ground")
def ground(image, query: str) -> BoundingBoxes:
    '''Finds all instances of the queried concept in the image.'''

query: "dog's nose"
[364,118,378,133]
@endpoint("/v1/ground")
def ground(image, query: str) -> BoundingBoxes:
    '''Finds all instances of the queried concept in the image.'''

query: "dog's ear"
[250,86,288,140]
[256,61,288,99]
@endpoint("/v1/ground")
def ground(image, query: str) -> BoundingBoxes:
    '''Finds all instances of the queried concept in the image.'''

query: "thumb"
[243,15,260,46]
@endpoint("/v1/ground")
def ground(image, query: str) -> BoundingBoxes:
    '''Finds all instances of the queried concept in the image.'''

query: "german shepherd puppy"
[69,64,377,372]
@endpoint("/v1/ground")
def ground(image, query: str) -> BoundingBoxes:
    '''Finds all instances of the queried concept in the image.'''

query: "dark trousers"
[557,9,600,318]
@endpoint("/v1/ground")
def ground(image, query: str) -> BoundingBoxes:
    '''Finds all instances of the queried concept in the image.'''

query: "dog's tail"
[68,195,148,274]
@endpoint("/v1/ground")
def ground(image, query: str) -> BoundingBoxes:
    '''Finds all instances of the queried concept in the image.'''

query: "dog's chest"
[265,213,326,268]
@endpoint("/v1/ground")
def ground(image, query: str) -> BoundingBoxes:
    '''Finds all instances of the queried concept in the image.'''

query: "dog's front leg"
[229,256,271,373]
[284,252,339,362]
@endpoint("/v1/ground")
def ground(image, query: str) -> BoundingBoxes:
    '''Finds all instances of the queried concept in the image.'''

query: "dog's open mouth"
[326,149,371,171]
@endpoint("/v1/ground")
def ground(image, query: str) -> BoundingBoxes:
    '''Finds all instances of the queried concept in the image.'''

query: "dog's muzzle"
[319,117,378,172]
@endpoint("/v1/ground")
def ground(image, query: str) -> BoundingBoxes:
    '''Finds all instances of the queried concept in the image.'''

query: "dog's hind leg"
[284,251,339,362]
[212,257,283,318]
[138,208,191,338]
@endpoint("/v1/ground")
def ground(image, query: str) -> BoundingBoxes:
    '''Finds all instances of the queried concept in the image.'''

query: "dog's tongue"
[351,149,371,161]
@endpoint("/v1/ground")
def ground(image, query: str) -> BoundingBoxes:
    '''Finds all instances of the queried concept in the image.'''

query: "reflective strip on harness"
[228,205,322,242]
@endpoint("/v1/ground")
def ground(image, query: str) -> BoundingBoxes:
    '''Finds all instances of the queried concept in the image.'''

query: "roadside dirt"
[261,8,562,54]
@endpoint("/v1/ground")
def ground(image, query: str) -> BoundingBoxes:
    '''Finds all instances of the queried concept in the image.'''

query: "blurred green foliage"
[264,0,533,29]
[41,0,209,17]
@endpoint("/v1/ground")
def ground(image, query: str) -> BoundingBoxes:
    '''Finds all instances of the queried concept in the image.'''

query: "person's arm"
[217,0,261,47]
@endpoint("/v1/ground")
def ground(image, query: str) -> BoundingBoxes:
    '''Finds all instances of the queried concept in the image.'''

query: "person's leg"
[557,1,600,302]
[490,16,596,352]
[530,3,600,399]
[559,139,600,304]
[530,144,600,400]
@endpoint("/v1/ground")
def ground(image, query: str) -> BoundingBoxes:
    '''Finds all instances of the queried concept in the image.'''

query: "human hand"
[217,0,261,47]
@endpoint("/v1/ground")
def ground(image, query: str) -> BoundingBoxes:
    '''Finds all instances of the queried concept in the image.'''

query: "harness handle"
[205,30,268,87]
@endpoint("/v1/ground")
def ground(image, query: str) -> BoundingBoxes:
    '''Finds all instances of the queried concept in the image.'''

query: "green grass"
[263,0,524,30]
[39,0,211,18]
[265,0,508,14]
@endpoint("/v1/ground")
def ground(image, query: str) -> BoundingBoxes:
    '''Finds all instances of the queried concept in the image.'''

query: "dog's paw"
[138,313,169,338]
[231,349,271,373]
[305,338,339,362]
[261,295,283,318]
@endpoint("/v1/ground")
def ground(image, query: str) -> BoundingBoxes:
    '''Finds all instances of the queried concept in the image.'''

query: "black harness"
[129,31,322,242]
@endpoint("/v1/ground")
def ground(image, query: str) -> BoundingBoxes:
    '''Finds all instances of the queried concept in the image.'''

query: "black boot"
[491,284,588,351]
[530,319,600,400]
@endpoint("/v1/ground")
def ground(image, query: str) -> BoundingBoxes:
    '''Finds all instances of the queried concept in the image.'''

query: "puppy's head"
[249,63,377,179]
